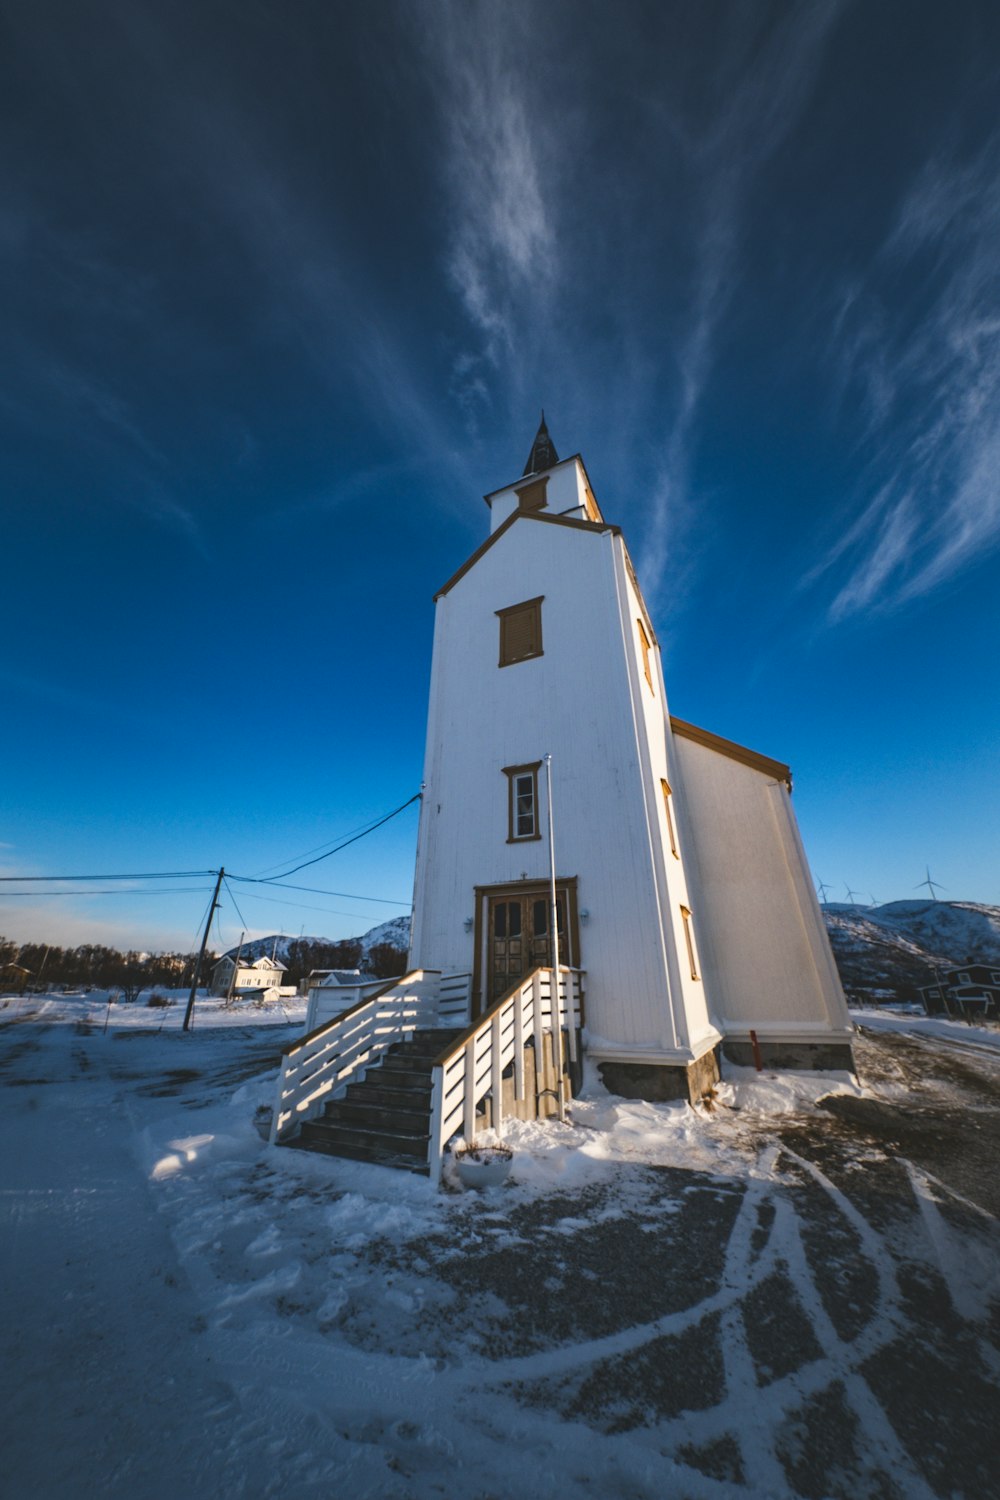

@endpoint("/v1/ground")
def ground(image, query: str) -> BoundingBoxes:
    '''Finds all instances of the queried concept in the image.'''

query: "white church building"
[407,419,853,1103]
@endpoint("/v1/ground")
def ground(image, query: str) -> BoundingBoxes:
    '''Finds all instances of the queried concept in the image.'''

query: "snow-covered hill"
[354,914,411,960]
[221,915,412,967]
[224,901,1000,1006]
[822,900,1000,1003]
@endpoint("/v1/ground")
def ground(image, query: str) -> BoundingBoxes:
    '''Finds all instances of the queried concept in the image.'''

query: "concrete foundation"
[721,1038,855,1071]
[597,1045,720,1106]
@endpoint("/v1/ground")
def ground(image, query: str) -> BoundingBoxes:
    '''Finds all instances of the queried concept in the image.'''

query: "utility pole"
[226,930,244,1005]
[183,868,225,1032]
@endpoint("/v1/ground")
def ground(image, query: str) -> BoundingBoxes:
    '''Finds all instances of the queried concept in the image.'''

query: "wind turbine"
[844,884,863,905]
[816,880,833,905]
[915,867,946,901]
[869,893,880,907]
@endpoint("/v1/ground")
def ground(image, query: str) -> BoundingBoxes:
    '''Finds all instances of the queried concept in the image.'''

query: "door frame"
[471,875,580,1019]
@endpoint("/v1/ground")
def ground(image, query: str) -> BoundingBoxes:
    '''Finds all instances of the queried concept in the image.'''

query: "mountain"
[223,901,1000,1008]
[822,900,1000,1003]
[222,915,412,967]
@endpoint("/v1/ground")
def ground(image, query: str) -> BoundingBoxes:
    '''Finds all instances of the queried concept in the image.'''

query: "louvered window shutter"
[497,598,543,666]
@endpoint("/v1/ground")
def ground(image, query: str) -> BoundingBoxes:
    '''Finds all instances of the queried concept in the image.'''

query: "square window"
[503,762,542,842]
[497,597,543,667]
[516,477,548,512]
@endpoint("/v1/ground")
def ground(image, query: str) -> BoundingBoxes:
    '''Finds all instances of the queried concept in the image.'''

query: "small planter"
[454,1142,513,1190]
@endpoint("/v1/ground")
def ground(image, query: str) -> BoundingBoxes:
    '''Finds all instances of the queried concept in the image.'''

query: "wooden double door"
[484,884,572,1008]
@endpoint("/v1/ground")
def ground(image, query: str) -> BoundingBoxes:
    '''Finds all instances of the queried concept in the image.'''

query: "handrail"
[431,965,584,1069]
[427,965,584,1186]
[270,969,442,1144]
[287,969,427,1057]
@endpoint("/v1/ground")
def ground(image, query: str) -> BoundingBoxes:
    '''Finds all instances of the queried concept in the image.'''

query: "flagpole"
[543,754,565,1122]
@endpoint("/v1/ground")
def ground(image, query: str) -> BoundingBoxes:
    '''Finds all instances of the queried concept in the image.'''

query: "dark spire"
[522,412,559,476]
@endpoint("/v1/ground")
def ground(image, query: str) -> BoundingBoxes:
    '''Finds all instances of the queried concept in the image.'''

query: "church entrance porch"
[472,877,580,1018]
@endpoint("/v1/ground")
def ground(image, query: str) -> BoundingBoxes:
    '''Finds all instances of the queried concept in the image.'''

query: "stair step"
[372,1064,434,1089]
[345,1081,432,1110]
[325,1099,430,1131]
[277,1025,468,1176]
[408,1028,466,1043]
[386,1029,466,1058]
[284,1134,430,1176]
[378,1052,438,1074]
[299,1117,429,1159]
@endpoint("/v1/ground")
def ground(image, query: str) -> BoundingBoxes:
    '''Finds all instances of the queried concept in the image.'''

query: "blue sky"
[2,0,998,952]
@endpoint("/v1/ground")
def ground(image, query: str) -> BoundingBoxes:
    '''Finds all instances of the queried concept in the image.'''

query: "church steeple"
[522,412,559,476]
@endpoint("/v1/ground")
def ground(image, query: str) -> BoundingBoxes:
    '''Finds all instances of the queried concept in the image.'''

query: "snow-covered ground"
[2,993,998,1498]
[849,1006,1000,1053]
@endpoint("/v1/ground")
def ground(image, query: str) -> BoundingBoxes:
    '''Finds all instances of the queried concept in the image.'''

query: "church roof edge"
[482,452,592,506]
[670,716,793,790]
[434,509,620,600]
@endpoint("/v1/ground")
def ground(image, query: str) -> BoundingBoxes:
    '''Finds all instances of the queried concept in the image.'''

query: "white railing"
[427,966,584,1186]
[438,971,473,1026]
[269,969,472,1144]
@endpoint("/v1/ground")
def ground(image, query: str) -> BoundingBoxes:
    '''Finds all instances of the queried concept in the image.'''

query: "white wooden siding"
[411,514,720,1064]
[670,732,852,1040]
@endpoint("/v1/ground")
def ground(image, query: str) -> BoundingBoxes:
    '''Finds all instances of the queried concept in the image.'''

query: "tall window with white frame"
[503,762,542,842]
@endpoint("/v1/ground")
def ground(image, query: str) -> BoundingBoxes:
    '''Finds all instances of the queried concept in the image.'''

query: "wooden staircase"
[284,1028,465,1175]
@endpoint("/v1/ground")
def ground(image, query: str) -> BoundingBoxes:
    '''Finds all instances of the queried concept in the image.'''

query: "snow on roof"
[310,969,370,986]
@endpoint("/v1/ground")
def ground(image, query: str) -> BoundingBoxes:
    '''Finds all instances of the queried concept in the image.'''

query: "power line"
[236,889,409,922]
[223,877,250,932]
[0,887,215,898]
[250,812,399,878]
[228,876,410,905]
[0,870,217,883]
[235,793,421,882]
[0,793,420,913]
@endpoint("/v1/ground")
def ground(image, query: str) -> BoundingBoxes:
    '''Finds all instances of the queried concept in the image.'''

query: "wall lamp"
[579,909,590,925]
[463,916,474,932]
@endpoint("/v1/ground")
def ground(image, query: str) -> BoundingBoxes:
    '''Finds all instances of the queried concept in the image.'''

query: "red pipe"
[749,1029,764,1072]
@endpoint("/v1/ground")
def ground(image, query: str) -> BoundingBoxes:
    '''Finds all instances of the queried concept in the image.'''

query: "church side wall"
[608,543,720,1060]
[410,519,707,1061]
[670,734,852,1042]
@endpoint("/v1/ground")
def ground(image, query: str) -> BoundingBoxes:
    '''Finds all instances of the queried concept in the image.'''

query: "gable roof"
[310,968,368,986]
[671,716,793,790]
[482,452,597,506]
[435,508,619,600]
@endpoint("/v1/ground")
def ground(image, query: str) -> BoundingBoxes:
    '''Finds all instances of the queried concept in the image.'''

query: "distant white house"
[211,953,287,999]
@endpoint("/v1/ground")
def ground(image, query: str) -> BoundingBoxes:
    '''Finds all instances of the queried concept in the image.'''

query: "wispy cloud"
[423,2,847,598]
[434,6,556,362]
[638,3,848,603]
[815,131,1000,618]
[414,1,564,440]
